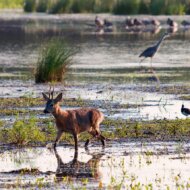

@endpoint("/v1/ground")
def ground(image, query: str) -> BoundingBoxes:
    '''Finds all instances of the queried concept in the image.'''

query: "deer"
[42,89,105,151]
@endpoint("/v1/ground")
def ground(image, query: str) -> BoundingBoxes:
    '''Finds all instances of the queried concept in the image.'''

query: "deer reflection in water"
[54,148,104,181]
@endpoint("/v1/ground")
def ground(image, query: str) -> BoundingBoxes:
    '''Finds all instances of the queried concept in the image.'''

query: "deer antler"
[51,86,54,99]
[48,86,52,99]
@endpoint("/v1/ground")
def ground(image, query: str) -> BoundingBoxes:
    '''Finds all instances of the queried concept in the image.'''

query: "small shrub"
[8,117,45,145]
[35,39,76,83]
[36,0,47,12]
[24,0,36,12]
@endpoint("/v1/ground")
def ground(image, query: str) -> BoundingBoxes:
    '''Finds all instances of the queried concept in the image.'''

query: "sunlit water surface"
[0,142,190,189]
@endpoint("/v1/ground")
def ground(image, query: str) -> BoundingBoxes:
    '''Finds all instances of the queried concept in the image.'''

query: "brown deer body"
[42,92,105,150]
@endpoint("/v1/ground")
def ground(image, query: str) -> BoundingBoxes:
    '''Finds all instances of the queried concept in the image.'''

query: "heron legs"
[150,57,153,70]
[139,57,146,67]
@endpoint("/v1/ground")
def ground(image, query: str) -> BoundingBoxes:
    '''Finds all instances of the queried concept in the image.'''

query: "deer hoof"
[85,139,90,147]
[53,143,57,149]
[101,139,106,147]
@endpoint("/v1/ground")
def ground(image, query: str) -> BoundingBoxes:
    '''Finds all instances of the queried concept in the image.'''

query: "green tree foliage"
[0,0,185,15]
[113,0,140,15]
[24,0,35,12]
[36,0,47,12]
[0,0,23,9]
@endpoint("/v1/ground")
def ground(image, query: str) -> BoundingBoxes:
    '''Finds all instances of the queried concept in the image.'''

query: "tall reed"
[35,39,76,83]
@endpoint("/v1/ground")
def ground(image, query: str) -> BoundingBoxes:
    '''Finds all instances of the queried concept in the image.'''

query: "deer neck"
[52,104,65,119]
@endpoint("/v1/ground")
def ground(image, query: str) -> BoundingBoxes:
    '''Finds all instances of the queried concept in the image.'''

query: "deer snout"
[43,109,49,114]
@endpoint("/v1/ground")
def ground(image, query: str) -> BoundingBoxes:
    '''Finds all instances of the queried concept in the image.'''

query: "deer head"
[42,88,62,114]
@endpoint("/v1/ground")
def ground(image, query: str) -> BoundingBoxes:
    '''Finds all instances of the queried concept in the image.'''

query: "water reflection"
[54,148,104,181]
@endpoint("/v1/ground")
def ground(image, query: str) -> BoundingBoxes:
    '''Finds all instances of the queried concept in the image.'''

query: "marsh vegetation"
[35,39,76,83]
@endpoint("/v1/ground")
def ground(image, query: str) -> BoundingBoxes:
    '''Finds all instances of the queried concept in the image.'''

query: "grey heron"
[139,32,170,68]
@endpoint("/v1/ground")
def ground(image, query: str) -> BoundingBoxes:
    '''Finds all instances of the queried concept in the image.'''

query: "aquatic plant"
[35,39,76,83]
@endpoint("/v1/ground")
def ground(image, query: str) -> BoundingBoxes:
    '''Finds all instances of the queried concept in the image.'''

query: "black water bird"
[181,104,190,116]
[126,17,134,28]
[95,16,112,29]
[167,18,178,28]
[104,19,113,27]
[139,32,170,67]
[181,20,190,27]
[134,18,143,27]
[95,16,104,28]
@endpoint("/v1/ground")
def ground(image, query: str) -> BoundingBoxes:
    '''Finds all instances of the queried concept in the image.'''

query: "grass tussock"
[35,39,76,83]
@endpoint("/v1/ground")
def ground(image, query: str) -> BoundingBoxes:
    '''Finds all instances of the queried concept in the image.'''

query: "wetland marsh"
[0,12,190,189]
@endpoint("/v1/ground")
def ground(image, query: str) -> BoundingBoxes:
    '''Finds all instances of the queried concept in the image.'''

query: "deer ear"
[54,93,63,103]
[42,93,49,101]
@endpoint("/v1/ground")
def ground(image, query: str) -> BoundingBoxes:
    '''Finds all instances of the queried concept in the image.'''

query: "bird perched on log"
[139,32,170,67]
[181,104,190,116]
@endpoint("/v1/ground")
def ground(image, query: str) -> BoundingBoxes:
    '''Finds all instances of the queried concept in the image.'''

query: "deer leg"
[54,130,63,149]
[73,134,78,152]
[85,130,97,148]
[95,129,106,147]
[99,134,106,147]
[85,139,90,147]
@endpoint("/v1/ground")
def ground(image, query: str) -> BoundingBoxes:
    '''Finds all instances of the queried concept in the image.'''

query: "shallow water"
[0,13,190,120]
[0,142,190,189]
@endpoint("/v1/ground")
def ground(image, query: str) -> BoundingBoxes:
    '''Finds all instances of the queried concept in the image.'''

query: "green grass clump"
[0,117,45,145]
[35,39,76,83]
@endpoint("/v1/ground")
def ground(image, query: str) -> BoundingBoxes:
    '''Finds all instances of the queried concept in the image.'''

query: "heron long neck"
[155,34,166,50]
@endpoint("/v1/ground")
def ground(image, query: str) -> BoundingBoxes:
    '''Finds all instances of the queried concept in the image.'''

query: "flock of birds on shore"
[94,15,190,34]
